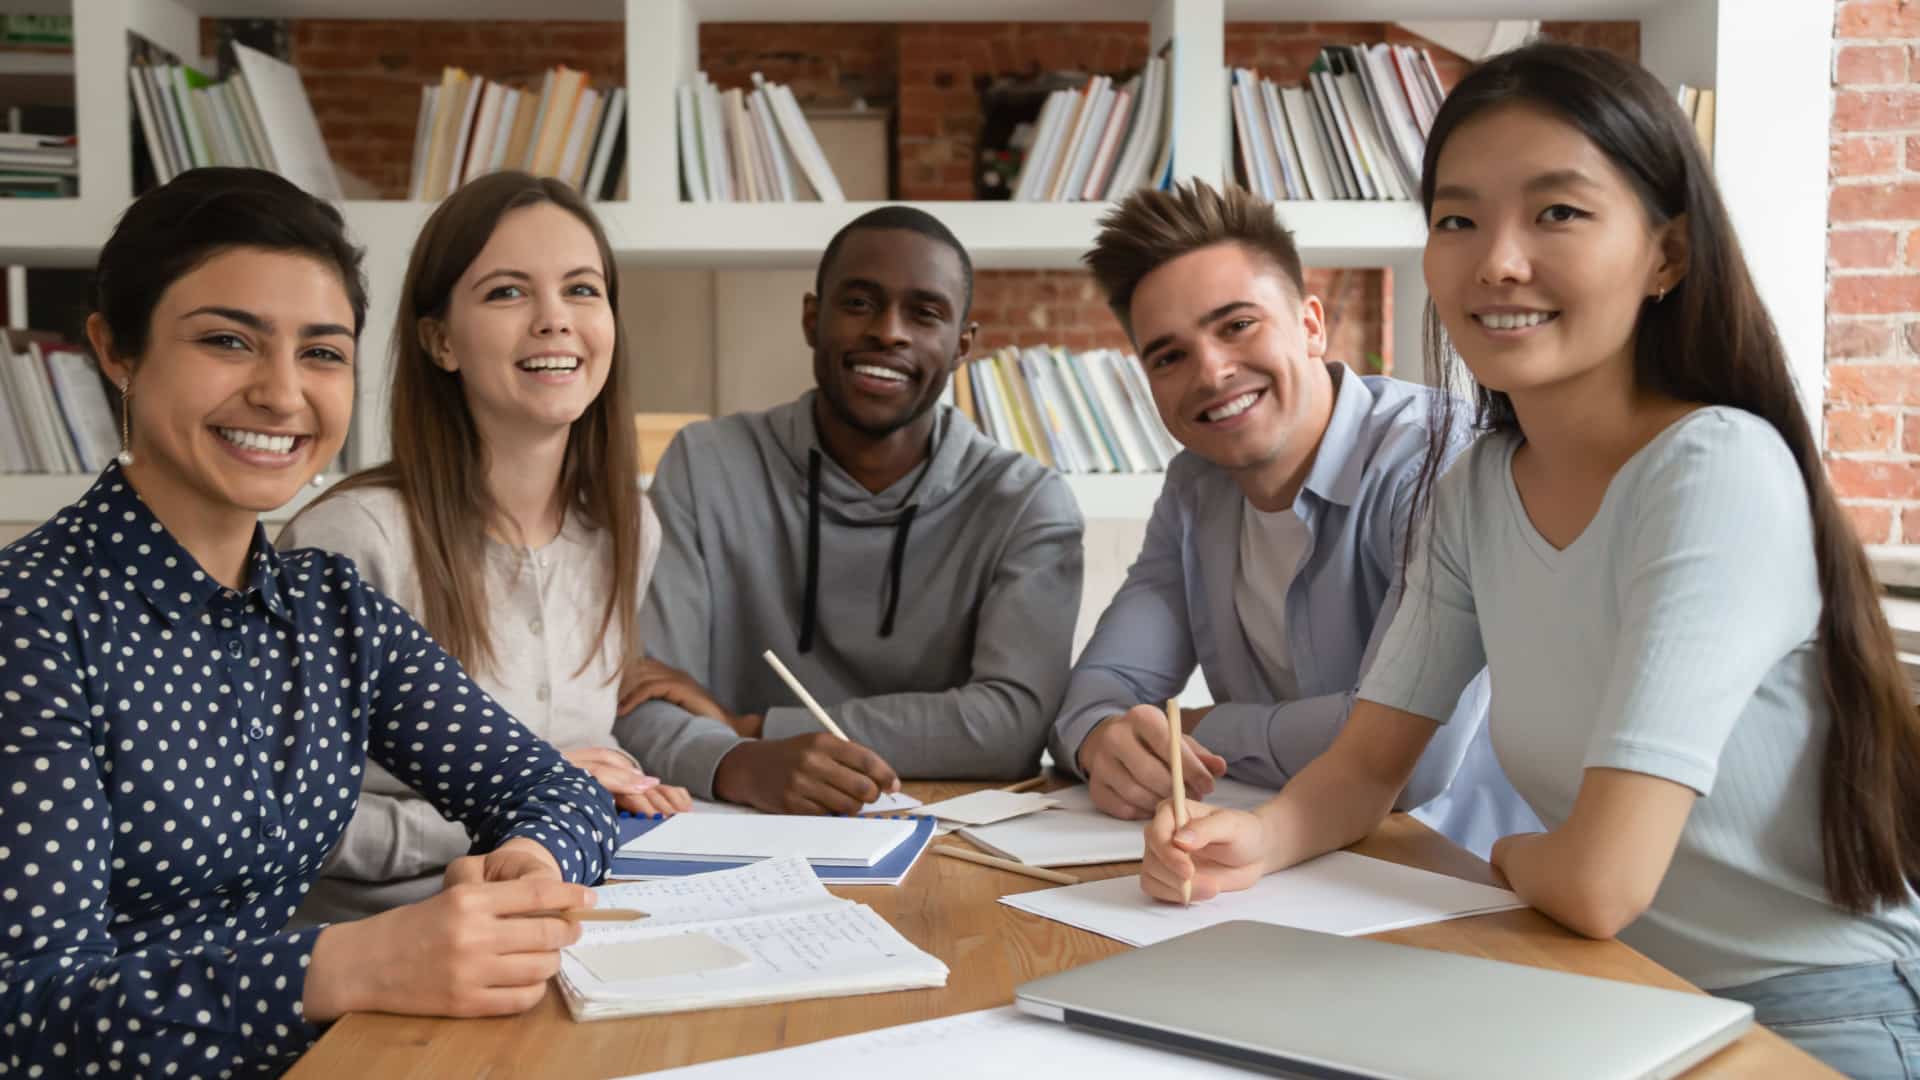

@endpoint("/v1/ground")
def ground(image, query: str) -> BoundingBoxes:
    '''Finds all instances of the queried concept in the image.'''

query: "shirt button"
[248,722,265,740]
[227,639,244,660]
[537,554,550,568]
[529,618,544,636]
[536,684,551,703]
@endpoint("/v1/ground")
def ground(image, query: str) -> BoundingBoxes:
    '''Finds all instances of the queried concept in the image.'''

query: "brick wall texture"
[1827,0,1920,544]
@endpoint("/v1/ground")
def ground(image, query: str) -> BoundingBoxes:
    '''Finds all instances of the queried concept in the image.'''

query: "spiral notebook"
[612,813,936,885]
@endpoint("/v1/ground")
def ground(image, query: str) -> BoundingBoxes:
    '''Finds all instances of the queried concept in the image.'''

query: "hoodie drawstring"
[799,449,824,653]
[798,447,922,649]
[880,503,919,638]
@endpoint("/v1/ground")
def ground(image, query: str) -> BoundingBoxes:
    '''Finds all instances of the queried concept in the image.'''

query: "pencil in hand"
[514,908,649,922]
[761,649,851,741]
[1166,697,1190,906]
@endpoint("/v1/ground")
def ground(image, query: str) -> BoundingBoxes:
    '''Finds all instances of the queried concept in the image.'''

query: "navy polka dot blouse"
[0,466,616,1076]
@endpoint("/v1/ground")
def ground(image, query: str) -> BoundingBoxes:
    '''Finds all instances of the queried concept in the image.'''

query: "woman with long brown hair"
[284,171,689,923]
[1141,43,1920,1074]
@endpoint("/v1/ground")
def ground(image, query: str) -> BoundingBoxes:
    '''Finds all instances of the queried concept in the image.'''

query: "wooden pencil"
[1167,697,1190,905]
[1000,775,1048,794]
[935,844,1080,886]
[761,649,851,741]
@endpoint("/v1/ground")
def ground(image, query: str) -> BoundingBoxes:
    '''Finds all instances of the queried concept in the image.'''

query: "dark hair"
[1411,42,1920,912]
[94,167,367,359]
[301,171,642,682]
[815,205,974,317]
[1085,179,1306,336]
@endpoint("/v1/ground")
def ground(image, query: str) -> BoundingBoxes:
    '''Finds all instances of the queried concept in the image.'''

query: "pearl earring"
[311,474,327,488]
[115,380,133,467]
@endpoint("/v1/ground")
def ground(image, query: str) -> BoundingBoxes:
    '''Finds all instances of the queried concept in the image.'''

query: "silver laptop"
[1015,921,1752,1080]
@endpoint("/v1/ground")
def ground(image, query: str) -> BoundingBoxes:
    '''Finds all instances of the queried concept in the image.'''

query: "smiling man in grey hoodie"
[614,207,1086,814]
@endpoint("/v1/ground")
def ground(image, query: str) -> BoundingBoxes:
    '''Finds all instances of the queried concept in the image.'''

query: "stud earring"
[311,473,327,488]
[115,380,133,467]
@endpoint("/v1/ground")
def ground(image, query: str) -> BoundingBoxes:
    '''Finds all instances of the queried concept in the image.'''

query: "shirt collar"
[1297,363,1380,509]
[82,463,292,627]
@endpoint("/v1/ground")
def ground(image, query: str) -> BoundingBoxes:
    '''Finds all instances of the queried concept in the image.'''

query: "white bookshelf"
[7,472,340,524]
[0,0,1832,528]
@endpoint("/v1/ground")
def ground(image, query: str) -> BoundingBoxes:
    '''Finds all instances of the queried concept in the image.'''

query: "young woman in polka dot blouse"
[0,169,618,1077]
[282,174,692,923]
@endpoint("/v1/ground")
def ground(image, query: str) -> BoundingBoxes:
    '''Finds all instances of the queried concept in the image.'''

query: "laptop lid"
[1015,920,1752,1080]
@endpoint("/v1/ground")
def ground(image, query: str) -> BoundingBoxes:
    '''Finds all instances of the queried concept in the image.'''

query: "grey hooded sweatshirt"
[615,391,1086,798]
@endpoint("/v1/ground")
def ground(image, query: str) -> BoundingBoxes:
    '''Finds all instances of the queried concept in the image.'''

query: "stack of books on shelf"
[676,72,843,202]
[948,346,1176,475]
[1010,58,1173,203]
[1227,43,1444,202]
[1677,83,1715,163]
[409,66,627,202]
[0,132,76,197]
[0,333,117,475]
[130,43,341,199]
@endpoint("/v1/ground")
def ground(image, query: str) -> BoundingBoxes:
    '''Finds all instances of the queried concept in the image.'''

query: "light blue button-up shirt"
[1050,364,1537,855]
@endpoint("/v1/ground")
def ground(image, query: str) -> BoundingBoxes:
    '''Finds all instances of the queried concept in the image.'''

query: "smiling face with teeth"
[804,227,974,455]
[88,246,355,526]
[1423,101,1687,402]
[425,202,615,443]
[1129,242,1334,510]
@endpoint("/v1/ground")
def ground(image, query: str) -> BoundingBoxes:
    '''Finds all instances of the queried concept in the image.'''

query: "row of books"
[1228,44,1445,202]
[0,334,117,474]
[948,346,1177,474]
[676,72,844,202]
[410,66,628,202]
[130,43,341,199]
[0,131,75,197]
[1010,57,1173,203]
[1678,83,1716,163]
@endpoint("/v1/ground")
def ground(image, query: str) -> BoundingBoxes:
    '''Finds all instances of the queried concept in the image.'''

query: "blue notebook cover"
[610,812,936,886]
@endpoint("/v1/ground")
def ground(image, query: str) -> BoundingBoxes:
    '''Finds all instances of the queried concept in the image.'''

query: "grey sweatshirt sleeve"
[759,477,1085,780]
[278,496,476,881]
[613,434,750,799]
[1049,475,1198,776]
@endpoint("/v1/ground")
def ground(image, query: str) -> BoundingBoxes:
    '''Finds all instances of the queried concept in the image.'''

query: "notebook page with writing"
[589,856,840,928]
[1000,851,1523,946]
[560,875,947,1020]
[618,813,916,867]
[621,1006,1250,1079]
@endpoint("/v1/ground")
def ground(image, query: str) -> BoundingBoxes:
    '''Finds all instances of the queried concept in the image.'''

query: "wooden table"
[289,781,1834,1078]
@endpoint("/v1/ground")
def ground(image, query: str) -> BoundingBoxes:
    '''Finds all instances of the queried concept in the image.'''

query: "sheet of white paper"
[590,857,838,927]
[861,791,923,814]
[621,1006,1252,1079]
[957,778,1278,866]
[232,43,343,199]
[676,794,920,815]
[618,814,916,866]
[1000,851,1523,946]
[916,789,1056,825]
[577,933,751,981]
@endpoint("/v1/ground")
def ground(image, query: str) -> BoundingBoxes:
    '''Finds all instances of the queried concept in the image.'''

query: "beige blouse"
[277,484,660,922]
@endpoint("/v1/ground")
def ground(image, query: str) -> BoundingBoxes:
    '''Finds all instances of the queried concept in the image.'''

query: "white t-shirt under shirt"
[1235,502,1313,702]
[1360,406,1920,989]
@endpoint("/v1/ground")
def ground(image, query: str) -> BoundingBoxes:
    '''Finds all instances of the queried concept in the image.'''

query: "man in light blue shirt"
[1052,180,1535,856]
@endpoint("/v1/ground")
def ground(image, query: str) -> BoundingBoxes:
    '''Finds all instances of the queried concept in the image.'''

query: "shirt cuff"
[1051,701,1127,779]
[672,728,752,801]
[240,925,328,1060]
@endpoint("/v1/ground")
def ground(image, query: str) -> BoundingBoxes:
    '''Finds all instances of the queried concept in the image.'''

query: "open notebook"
[560,857,948,1021]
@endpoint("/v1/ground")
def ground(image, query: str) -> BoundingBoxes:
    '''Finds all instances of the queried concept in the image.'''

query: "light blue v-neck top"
[1361,406,1920,989]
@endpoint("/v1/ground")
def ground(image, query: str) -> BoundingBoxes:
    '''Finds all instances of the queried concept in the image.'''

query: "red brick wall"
[1827,1,1920,544]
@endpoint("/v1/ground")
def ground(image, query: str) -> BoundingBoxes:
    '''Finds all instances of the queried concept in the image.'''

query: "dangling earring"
[1654,285,1669,304]
[115,380,133,467]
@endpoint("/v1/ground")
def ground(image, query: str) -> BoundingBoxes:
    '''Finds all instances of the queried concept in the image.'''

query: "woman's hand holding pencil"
[1141,799,1273,905]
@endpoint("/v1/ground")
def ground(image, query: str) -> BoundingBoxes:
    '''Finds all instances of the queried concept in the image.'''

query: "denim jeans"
[1713,959,1920,1079]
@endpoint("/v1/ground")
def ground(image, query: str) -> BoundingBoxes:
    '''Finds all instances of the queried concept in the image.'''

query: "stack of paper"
[619,814,916,867]
[624,1006,1249,1078]
[559,857,948,1020]
[1010,57,1173,202]
[957,778,1278,868]
[128,44,341,199]
[1000,850,1523,946]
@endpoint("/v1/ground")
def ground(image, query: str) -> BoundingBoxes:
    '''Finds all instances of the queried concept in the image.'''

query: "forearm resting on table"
[1246,699,1438,872]
[1491,767,1693,940]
